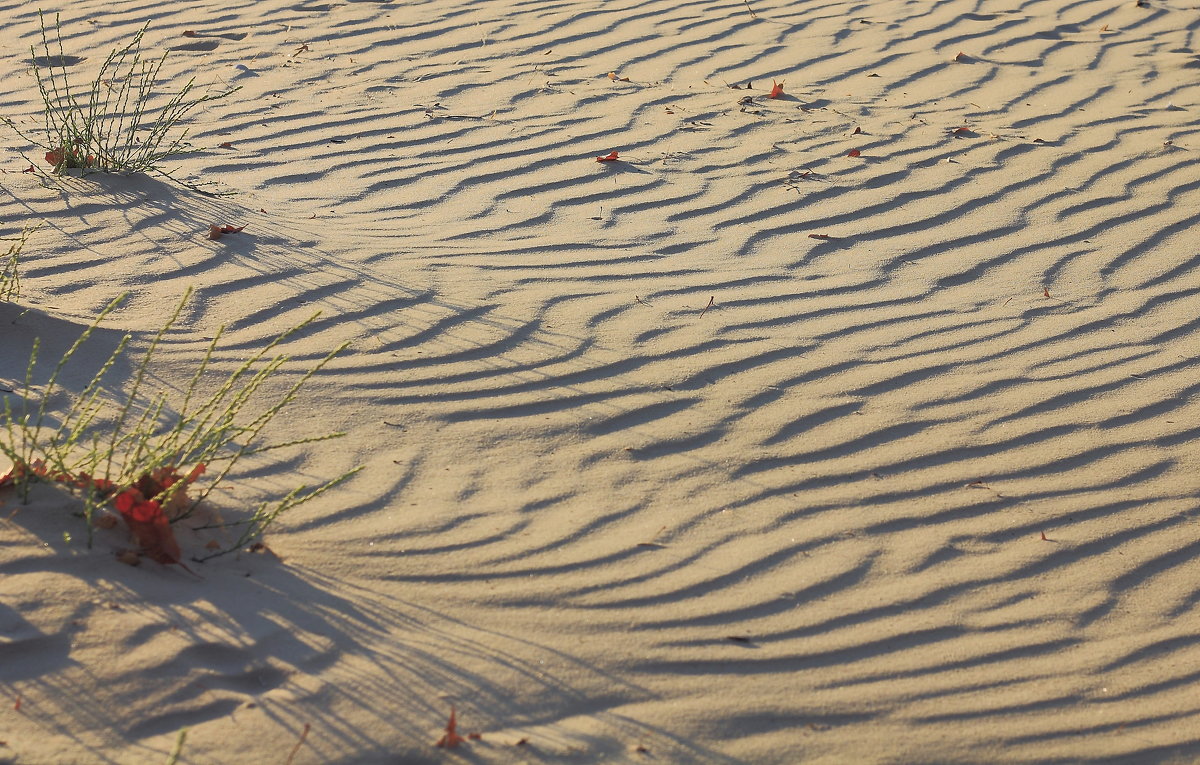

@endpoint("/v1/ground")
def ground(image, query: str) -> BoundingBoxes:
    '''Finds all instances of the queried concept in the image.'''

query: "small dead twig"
[699,296,715,317]
[284,723,311,765]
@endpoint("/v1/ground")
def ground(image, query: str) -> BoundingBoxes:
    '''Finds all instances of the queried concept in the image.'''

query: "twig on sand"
[699,296,715,317]
[284,723,311,765]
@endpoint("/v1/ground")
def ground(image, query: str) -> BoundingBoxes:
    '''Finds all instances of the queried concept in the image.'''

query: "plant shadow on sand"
[0,500,743,764]
[0,302,133,407]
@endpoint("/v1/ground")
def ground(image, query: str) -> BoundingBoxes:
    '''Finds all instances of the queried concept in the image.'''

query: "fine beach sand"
[2,0,1200,762]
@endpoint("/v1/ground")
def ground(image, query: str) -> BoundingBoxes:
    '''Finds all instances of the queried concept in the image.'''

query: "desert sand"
[2,0,1200,762]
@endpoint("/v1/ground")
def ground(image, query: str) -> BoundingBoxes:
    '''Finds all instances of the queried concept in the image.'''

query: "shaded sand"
[3,0,1200,762]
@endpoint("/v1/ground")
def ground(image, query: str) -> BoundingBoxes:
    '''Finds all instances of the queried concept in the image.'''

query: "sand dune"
[2,0,1200,762]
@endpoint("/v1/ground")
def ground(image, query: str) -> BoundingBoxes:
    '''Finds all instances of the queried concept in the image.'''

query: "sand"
[2,0,1200,762]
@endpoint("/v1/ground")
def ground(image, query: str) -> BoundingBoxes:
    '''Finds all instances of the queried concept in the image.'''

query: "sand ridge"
[2,0,1200,762]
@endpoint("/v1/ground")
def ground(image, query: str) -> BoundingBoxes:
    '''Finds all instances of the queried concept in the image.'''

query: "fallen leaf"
[953,51,968,62]
[435,707,467,749]
[808,233,832,240]
[852,126,863,135]
[218,141,233,148]
[608,71,617,80]
[951,126,971,134]
[22,164,35,174]
[596,150,620,162]
[1043,288,1051,297]
[867,72,880,77]
[467,733,483,741]
[208,224,246,240]
[846,149,861,157]
[1041,531,1049,541]
[515,738,529,746]
[768,79,785,99]
[1100,24,1109,31]
[182,30,197,37]
[293,44,310,56]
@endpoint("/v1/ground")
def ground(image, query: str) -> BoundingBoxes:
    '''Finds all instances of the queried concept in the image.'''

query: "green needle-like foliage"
[0,290,360,558]
[4,12,238,187]
[0,228,29,302]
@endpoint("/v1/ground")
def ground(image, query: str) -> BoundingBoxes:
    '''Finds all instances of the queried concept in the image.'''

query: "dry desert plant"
[3,12,237,188]
[0,289,360,563]
[0,228,30,302]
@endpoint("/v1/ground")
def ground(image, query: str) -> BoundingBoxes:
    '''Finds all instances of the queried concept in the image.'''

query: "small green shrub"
[0,289,360,563]
[0,228,29,302]
[4,12,237,185]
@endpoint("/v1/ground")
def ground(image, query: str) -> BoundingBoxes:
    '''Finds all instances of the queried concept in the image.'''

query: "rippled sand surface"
[2,0,1199,762]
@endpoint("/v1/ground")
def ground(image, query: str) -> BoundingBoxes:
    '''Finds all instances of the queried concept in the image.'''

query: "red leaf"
[1043,288,1050,297]
[218,141,233,149]
[114,489,140,514]
[808,233,831,240]
[122,506,182,564]
[182,30,197,37]
[951,126,971,134]
[45,148,64,166]
[953,51,968,62]
[208,224,246,240]
[852,126,862,135]
[768,80,784,99]
[1041,530,1048,541]
[130,499,163,524]
[21,164,35,174]
[435,707,467,749]
[846,149,861,157]
[596,150,620,162]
